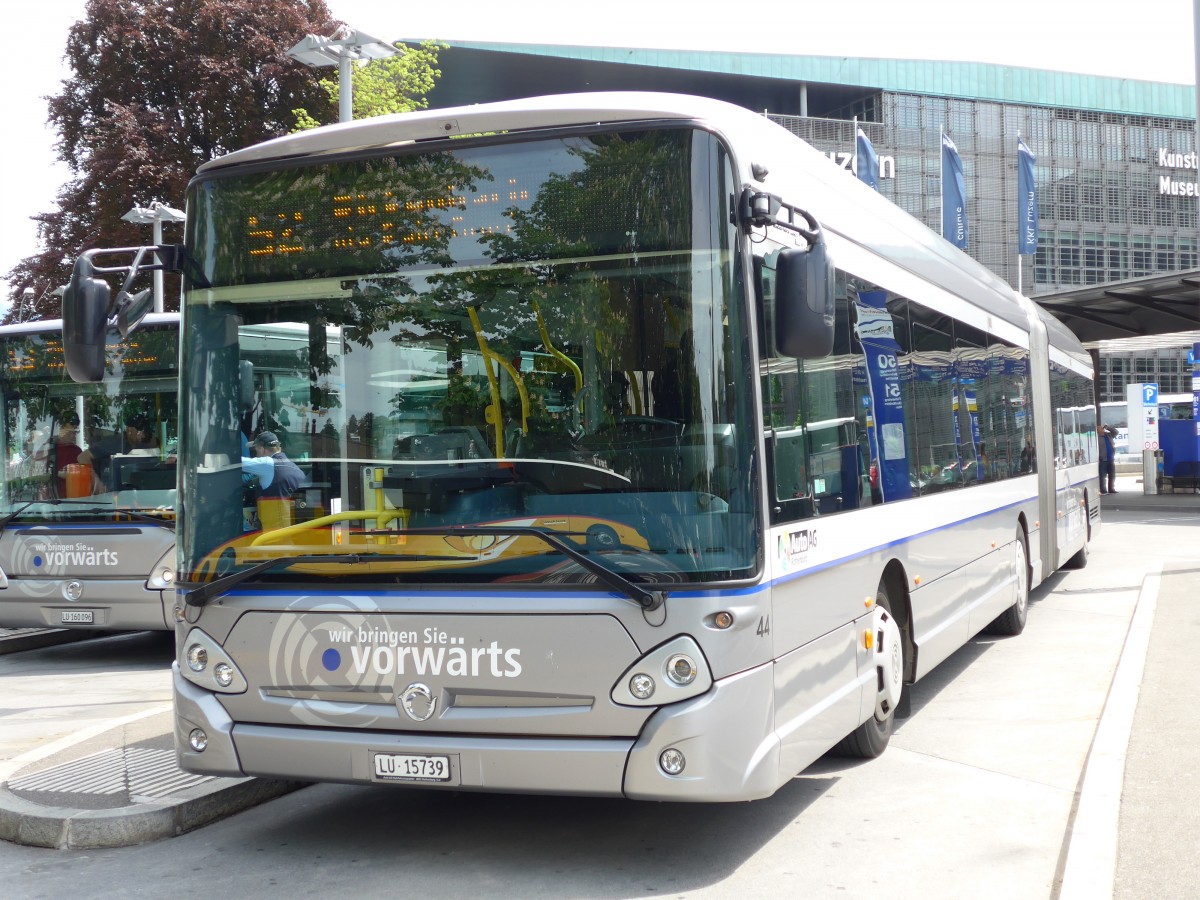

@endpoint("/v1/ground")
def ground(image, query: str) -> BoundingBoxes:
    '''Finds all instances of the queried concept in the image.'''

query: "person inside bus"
[242,432,306,531]
[242,431,305,499]
[1019,437,1035,474]
[123,416,163,456]
[52,414,85,497]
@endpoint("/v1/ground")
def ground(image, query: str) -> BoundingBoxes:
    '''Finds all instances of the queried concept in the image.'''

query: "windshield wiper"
[184,551,464,608]
[35,500,177,531]
[388,525,666,612]
[0,499,39,536]
[185,528,667,612]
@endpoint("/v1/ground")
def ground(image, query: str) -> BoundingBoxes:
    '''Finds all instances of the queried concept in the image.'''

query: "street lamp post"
[122,201,185,313]
[287,25,399,123]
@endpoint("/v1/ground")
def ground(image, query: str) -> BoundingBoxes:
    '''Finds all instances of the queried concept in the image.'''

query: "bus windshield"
[179,127,755,587]
[0,321,178,523]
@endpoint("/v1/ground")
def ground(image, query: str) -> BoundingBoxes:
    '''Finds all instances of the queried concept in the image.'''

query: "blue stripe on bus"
[210,488,1098,601]
[768,493,1040,588]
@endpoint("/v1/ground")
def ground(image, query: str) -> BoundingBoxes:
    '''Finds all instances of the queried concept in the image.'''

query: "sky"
[2,0,1197,313]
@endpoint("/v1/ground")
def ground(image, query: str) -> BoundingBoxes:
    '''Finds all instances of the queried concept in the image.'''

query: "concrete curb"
[1057,562,1161,900]
[0,776,308,849]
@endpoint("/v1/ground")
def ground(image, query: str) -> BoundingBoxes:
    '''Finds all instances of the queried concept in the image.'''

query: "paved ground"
[0,476,1195,900]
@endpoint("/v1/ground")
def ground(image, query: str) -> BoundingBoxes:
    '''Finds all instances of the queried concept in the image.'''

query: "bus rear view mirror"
[62,257,111,383]
[240,360,256,410]
[775,241,835,359]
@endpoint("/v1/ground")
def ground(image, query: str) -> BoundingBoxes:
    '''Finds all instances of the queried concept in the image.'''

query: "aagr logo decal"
[778,527,818,570]
[321,626,523,678]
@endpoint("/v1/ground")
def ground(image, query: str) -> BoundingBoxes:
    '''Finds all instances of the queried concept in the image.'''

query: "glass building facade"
[771,99,1197,402]
[420,44,1200,404]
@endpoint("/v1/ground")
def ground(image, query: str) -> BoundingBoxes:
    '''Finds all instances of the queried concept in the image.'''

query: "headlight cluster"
[146,546,177,591]
[611,636,713,707]
[180,628,248,694]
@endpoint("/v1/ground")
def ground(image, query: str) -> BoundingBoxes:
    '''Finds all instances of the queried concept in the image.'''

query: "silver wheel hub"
[873,607,904,718]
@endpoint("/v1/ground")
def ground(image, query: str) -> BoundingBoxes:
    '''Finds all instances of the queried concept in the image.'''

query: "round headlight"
[213,662,234,688]
[186,644,208,673]
[665,654,697,685]
[629,673,655,700]
[188,728,208,752]
[659,748,686,775]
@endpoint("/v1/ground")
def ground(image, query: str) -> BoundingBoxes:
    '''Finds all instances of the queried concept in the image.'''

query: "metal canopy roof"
[408,41,1197,119]
[1034,271,1200,351]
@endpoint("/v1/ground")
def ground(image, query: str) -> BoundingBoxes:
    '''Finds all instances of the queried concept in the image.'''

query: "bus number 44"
[757,615,771,637]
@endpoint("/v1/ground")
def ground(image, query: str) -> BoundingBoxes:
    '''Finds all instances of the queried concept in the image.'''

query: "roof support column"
[1194,0,1200,237]
[799,83,808,118]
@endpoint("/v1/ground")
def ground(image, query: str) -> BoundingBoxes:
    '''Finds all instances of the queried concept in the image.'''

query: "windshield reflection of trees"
[195,132,753,580]
[1,329,177,512]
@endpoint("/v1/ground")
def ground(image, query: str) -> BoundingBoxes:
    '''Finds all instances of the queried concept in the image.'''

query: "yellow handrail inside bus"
[467,306,529,456]
[249,508,408,547]
[532,299,583,393]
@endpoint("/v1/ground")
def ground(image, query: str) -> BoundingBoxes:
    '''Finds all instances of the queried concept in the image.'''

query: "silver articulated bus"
[1,313,178,630]
[63,93,1098,801]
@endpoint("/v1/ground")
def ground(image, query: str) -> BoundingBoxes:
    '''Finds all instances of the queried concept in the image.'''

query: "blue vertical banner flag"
[1192,341,1199,426]
[853,291,913,502]
[856,127,879,190]
[941,134,968,249]
[1017,138,1038,255]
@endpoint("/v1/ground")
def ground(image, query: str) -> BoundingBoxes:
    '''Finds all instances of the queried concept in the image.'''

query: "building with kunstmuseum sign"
[415,42,1200,401]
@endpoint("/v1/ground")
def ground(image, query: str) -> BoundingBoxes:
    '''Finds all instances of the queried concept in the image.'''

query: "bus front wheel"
[986,528,1030,636]
[835,583,903,759]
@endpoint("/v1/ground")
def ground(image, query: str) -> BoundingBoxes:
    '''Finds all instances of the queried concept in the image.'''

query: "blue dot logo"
[321,648,341,671]
[33,555,43,567]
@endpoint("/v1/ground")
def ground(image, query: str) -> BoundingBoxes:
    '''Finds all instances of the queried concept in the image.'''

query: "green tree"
[292,39,445,129]
[4,0,341,322]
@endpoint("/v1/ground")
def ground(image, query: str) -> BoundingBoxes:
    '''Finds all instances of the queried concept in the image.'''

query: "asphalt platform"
[0,477,1196,900]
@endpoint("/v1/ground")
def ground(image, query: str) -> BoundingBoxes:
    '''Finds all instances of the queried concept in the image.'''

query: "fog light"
[161,569,175,584]
[659,747,686,775]
[186,644,208,673]
[188,728,208,752]
[629,673,655,700]
[665,654,697,685]
[214,662,234,688]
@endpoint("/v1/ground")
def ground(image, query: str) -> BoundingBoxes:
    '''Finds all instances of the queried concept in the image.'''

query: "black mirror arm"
[738,188,821,245]
[76,244,185,316]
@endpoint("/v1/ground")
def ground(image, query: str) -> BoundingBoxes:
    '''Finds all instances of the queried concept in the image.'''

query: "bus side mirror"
[775,241,834,359]
[240,360,256,411]
[62,257,111,383]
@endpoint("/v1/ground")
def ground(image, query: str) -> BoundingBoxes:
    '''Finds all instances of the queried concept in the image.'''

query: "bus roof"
[196,91,1087,367]
[0,312,180,338]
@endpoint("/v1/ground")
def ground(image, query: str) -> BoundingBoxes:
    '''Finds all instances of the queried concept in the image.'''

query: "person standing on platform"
[1099,424,1117,494]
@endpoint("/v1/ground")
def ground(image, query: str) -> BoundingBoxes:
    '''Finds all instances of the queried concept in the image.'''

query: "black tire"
[834,583,903,759]
[986,528,1031,636]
